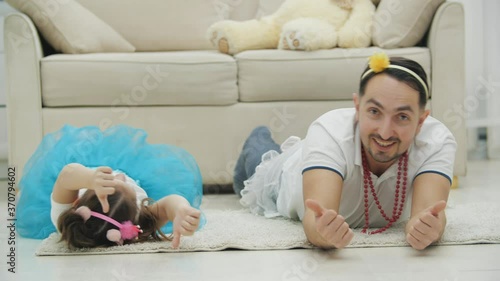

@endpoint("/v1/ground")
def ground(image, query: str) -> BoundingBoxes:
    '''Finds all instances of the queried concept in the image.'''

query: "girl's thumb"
[172,230,181,249]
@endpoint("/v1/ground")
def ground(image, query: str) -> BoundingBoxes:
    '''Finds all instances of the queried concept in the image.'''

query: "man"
[234,53,456,250]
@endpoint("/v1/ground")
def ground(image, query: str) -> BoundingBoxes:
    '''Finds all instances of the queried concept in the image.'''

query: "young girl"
[17,125,205,249]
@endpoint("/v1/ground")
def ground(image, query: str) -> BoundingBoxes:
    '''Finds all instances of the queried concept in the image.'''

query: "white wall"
[483,0,500,158]
[450,0,500,159]
[448,0,487,153]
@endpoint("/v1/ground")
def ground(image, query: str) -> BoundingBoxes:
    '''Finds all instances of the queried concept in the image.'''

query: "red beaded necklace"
[361,148,408,234]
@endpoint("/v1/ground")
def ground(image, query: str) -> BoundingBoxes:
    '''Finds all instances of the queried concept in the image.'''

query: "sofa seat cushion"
[41,51,238,107]
[236,47,431,102]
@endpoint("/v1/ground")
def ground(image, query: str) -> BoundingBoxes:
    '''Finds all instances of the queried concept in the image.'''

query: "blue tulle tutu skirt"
[17,125,205,239]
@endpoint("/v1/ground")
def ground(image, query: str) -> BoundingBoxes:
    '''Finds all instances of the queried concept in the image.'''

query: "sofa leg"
[451,176,459,189]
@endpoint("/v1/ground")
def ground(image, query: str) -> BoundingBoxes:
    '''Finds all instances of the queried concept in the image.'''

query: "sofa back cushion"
[257,0,381,17]
[228,0,260,21]
[6,0,136,54]
[372,0,445,48]
[256,0,284,17]
[76,0,249,51]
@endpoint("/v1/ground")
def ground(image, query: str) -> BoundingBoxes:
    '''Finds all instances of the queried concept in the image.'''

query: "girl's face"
[354,74,429,172]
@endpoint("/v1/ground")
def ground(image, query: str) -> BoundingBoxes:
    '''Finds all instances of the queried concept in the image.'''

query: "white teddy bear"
[208,0,376,55]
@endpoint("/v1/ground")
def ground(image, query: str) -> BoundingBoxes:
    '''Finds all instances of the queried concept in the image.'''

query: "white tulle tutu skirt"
[240,136,305,220]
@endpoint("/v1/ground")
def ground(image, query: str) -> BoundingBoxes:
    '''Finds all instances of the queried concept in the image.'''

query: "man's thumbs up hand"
[406,200,447,250]
[305,199,354,249]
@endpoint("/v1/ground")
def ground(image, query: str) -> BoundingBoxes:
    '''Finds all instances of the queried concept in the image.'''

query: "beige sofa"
[4,0,466,187]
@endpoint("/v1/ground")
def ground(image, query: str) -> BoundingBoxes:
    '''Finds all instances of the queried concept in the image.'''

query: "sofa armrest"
[4,12,44,179]
[427,2,466,176]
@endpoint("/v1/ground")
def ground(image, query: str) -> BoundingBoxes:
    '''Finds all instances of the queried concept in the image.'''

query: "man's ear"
[416,109,430,135]
[353,93,360,121]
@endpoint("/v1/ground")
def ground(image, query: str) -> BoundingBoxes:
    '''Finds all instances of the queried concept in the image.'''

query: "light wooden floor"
[1,159,499,281]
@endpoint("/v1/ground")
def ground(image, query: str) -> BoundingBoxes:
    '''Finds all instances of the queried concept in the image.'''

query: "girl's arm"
[52,163,118,212]
[150,195,201,248]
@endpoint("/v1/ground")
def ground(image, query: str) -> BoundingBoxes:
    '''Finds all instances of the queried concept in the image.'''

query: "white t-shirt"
[277,108,456,227]
[50,170,148,229]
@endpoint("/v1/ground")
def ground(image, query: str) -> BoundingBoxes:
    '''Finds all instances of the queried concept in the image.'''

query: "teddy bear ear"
[106,229,123,245]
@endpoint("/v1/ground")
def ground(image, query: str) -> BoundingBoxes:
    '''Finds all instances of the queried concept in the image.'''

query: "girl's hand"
[172,205,201,248]
[87,166,119,213]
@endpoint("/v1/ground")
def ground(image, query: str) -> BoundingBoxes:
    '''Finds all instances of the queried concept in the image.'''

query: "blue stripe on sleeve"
[414,170,452,185]
[302,166,344,180]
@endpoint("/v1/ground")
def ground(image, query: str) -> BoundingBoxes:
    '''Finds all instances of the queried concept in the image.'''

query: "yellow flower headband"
[361,52,429,98]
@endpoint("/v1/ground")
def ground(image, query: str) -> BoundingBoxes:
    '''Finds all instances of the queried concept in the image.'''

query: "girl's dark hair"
[359,57,429,109]
[57,190,170,249]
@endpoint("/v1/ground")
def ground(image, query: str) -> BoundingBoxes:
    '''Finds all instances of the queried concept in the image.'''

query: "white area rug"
[36,203,500,256]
